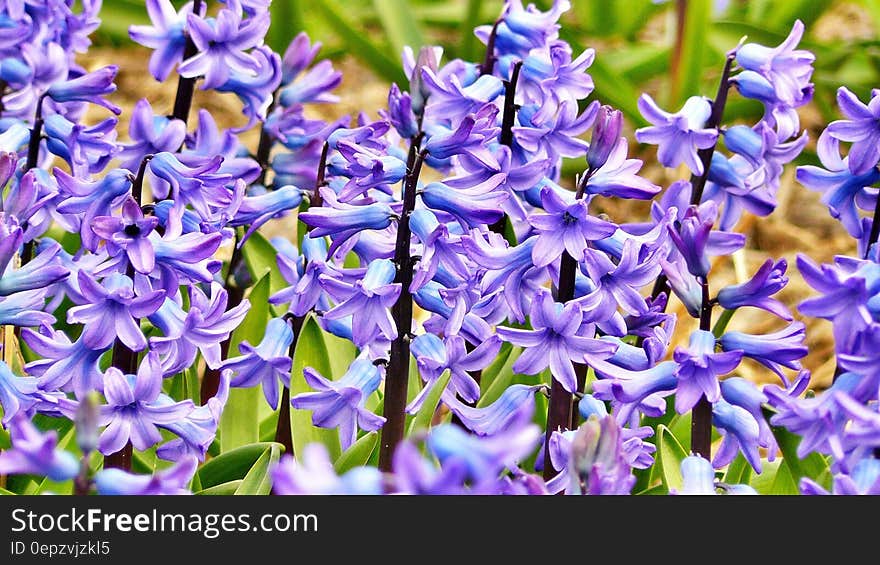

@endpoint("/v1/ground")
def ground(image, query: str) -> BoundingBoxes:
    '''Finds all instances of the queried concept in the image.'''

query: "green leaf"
[313,0,407,85]
[289,315,341,460]
[478,345,519,407]
[478,341,513,395]
[460,0,484,61]
[195,480,243,495]
[267,0,305,54]
[408,370,451,434]
[235,443,283,495]
[722,453,753,486]
[242,231,287,296]
[372,0,424,56]
[769,459,799,495]
[197,442,281,489]
[0,487,15,495]
[582,57,648,128]
[656,425,688,493]
[673,0,711,105]
[219,275,271,452]
[334,431,379,474]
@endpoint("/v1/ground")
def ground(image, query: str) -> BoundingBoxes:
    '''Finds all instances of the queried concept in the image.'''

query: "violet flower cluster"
[0,0,846,496]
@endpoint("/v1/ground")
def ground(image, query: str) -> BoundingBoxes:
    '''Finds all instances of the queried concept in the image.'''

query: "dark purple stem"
[171,0,204,124]
[378,136,425,472]
[691,278,713,459]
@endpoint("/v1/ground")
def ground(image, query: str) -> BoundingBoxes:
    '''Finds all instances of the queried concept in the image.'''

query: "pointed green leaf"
[220,275,271,452]
[235,443,283,495]
[722,453,753,486]
[408,370,451,434]
[196,480,243,495]
[763,406,830,487]
[289,315,341,460]
[656,425,688,493]
[673,0,711,105]
[335,431,379,474]
[197,442,280,489]
[478,345,519,407]
[242,231,287,296]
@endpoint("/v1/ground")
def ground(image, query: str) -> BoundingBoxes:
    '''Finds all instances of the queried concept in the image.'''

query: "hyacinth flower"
[43,114,118,175]
[716,258,792,320]
[444,384,543,436]
[592,358,679,423]
[66,272,165,351]
[802,458,880,496]
[496,288,617,394]
[90,198,159,274]
[128,0,199,81]
[290,359,386,450]
[576,394,656,469]
[0,289,56,327]
[719,322,808,381]
[426,421,542,481]
[420,174,509,230]
[147,152,232,217]
[228,184,304,243]
[796,131,880,238]
[320,259,401,349]
[118,98,187,170]
[149,283,250,375]
[21,326,106,399]
[158,370,231,462]
[45,65,121,114]
[94,456,198,495]
[272,445,383,495]
[546,415,635,495]
[298,187,396,255]
[88,354,196,454]
[527,185,616,267]
[0,360,39,426]
[736,19,814,108]
[673,330,743,414]
[823,87,880,176]
[0,239,68,296]
[407,333,501,413]
[177,0,270,90]
[675,456,757,495]
[222,317,294,410]
[635,95,718,176]
[216,45,282,131]
[0,415,79,481]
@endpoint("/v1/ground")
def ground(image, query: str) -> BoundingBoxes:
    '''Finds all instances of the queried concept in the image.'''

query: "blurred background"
[92,0,880,386]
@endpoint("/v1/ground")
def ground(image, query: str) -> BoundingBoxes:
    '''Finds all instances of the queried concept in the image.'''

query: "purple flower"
[320,259,401,348]
[798,129,880,238]
[90,198,159,274]
[426,421,542,480]
[95,354,196,454]
[94,456,197,495]
[177,1,270,89]
[387,83,418,139]
[547,415,635,495]
[513,100,596,162]
[717,258,792,320]
[407,333,502,412]
[825,87,880,175]
[712,398,763,472]
[22,326,106,398]
[216,45,282,130]
[129,0,198,81]
[580,240,661,320]
[149,283,250,375]
[582,137,661,200]
[0,361,39,425]
[298,187,396,256]
[736,20,814,108]
[444,384,541,436]
[229,185,304,243]
[0,289,56,327]
[635,95,718,176]
[719,322,808,382]
[331,140,407,202]
[0,415,79,481]
[420,174,508,230]
[272,445,383,495]
[222,317,294,409]
[66,272,165,351]
[423,104,500,167]
[420,70,504,121]
[496,288,616,394]
[291,359,385,450]
[43,114,118,175]
[147,152,232,218]
[592,358,678,422]
[675,455,757,495]
[672,330,742,414]
[668,201,744,279]
[527,185,615,267]
[0,238,68,296]
[802,459,880,496]
[118,98,186,170]
[46,65,121,114]
[158,370,230,461]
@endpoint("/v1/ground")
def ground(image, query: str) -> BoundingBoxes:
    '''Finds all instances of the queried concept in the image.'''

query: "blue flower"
[22,326,106,399]
[0,415,79,482]
[46,65,121,114]
[675,455,757,495]
[290,359,385,450]
[222,317,294,409]
[736,20,814,108]
[421,174,509,230]
[635,95,718,176]
[271,445,382,494]
[129,0,197,81]
[118,98,186,171]
[717,258,792,320]
[0,361,39,426]
[298,187,396,256]
[672,330,742,414]
[320,259,400,348]
[719,322,808,381]
[94,456,197,495]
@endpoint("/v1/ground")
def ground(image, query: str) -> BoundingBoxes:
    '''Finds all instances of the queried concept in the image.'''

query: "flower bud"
[586,106,622,172]
[75,392,101,456]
